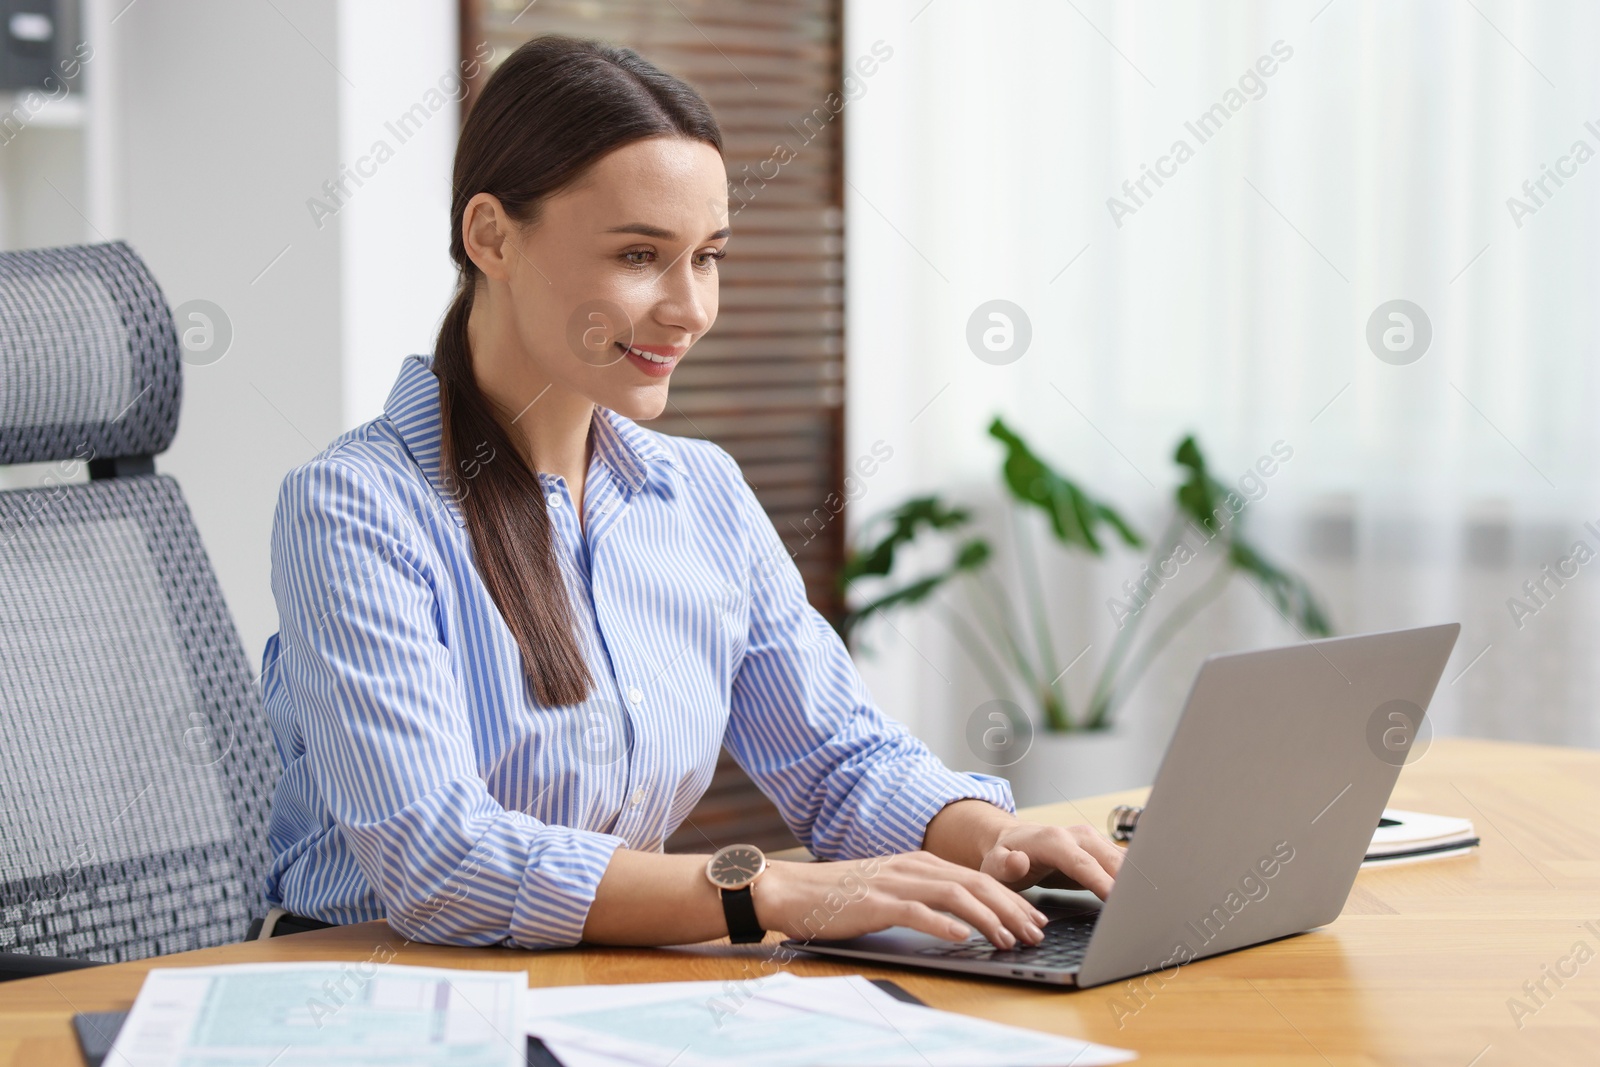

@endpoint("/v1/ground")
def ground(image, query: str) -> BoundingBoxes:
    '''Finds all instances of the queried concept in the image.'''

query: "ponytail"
[435,281,592,706]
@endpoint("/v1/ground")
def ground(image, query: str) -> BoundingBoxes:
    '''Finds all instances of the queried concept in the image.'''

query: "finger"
[1056,841,1117,899]
[917,851,1046,936]
[893,899,972,942]
[922,881,1017,949]
[959,867,1046,944]
[980,845,1034,886]
[908,851,1043,940]
[1014,828,1116,899]
[1070,827,1126,877]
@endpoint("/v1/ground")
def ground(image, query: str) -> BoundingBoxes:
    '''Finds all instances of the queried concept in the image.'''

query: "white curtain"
[842,0,1600,768]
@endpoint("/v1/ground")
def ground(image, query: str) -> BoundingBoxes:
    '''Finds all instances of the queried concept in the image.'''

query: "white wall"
[336,1,461,427]
[73,0,458,668]
[843,0,1600,770]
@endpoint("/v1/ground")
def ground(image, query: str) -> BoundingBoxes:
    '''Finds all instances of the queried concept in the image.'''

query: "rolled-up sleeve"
[714,450,1015,860]
[269,457,625,948]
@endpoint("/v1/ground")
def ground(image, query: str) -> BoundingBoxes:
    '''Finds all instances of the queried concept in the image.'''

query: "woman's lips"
[615,342,681,378]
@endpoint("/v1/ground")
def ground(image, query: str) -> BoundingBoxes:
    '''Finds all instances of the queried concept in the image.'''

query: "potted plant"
[839,418,1332,802]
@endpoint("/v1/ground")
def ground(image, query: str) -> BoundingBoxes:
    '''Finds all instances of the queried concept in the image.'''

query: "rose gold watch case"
[705,843,767,891]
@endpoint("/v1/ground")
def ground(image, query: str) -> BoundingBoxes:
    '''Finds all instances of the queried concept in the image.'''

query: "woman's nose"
[654,270,713,337]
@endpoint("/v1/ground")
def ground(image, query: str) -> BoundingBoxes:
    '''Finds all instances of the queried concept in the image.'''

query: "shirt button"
[630,788,648,806]
[546,492,562,509]
[626,685,643,705]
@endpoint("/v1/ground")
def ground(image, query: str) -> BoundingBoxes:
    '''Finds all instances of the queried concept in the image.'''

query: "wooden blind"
[464,0,847,854]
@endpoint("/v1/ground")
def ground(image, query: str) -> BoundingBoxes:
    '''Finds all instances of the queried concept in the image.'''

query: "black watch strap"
[720,885,764,944]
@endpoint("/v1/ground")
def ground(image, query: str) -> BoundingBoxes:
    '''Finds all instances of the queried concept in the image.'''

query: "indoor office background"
[1,0,1595,846]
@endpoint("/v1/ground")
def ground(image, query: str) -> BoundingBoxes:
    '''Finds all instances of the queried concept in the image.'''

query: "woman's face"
[465,136,729,423]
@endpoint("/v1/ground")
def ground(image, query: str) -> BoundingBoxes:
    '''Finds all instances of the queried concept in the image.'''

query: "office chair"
[0,241,277,981]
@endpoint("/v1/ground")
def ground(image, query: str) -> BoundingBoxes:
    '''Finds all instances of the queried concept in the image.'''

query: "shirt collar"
[590,400,686,493]
[382,353,683,527]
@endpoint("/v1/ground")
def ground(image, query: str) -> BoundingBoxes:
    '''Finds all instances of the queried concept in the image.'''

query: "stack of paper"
[524,972,1135,1066]
[106,964,1133,1066]
[1364,807,1480,866]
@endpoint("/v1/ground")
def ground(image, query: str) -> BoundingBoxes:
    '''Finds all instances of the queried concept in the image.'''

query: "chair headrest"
[0,241,181,467]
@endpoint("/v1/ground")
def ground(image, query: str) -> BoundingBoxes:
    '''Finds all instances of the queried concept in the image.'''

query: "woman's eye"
[694,249,727,269]
[623,250,654,266]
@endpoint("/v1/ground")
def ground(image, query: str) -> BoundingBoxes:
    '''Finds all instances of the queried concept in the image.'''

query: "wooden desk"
[2,737,1596,1065]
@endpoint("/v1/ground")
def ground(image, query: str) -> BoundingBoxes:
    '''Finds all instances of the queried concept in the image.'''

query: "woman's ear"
[462,192,517,282]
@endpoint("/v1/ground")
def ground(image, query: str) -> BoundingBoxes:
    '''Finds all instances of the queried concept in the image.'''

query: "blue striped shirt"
[259,353,1013,949]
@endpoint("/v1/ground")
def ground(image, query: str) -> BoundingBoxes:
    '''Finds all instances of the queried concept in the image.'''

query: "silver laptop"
[790,623,1460,987]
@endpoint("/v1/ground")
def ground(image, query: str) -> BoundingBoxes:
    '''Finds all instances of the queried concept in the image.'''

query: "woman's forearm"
[580,799,1085,949]
[582,848,730,945]
[922,798,1018,869]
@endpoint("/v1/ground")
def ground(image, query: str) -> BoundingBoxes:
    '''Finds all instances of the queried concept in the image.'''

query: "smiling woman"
[258,34,1123,954]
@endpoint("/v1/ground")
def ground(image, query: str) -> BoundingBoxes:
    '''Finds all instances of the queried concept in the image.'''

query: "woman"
[259,35,1121,952]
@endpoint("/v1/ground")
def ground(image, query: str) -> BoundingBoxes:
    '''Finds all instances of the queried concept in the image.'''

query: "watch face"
[707,844,766,890]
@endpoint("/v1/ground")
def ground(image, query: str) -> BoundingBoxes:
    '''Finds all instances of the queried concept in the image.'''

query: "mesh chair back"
[0,242,275,962]
[0,241,181,466]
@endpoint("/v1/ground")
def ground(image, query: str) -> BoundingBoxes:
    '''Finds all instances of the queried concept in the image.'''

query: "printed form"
[524,972,1135,1066]
[106,962,526,1067]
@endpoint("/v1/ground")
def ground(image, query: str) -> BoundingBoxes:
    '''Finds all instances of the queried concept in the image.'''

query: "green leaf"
[1228,540,1334,636]
[847,573,947,620]
[838,495,993,644]
[840,496,972,586]
[987,417,1143,554]
[1173,434,1227,534]
[1172,434,1333,636]
[839,538,993,643]
[954,539,992,569]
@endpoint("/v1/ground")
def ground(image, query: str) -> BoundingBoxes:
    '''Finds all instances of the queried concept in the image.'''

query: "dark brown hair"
[435,36,722,705]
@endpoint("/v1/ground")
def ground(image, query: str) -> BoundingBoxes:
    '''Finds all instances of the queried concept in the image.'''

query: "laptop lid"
[1074,623,1459,988]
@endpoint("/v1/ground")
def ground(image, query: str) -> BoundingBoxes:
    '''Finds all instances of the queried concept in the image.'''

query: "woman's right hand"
[750,851,1049,949]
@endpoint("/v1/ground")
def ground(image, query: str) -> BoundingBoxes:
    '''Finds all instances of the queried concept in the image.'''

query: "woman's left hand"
[977,821,1125,899]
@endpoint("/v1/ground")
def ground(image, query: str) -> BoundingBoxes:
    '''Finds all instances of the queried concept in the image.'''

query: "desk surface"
[3,737,1597,1065]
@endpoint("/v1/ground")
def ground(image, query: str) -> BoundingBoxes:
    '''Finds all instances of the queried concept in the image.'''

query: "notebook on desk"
[1365,808,1479,865]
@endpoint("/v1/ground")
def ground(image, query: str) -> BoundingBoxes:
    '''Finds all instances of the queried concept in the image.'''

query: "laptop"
[790,623,1461,988]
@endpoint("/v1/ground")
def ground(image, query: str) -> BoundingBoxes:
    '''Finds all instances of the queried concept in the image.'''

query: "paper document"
[524,972,1135,1066]
[107,962,526,1067]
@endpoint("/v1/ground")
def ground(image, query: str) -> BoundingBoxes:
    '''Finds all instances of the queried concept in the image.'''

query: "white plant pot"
[998,727,1160,809]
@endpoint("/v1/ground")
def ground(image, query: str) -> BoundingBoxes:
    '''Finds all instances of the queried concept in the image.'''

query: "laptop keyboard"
[914,912,1098,969]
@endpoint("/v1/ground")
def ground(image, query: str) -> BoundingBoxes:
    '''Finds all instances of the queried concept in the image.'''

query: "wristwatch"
[705,843,768,944]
